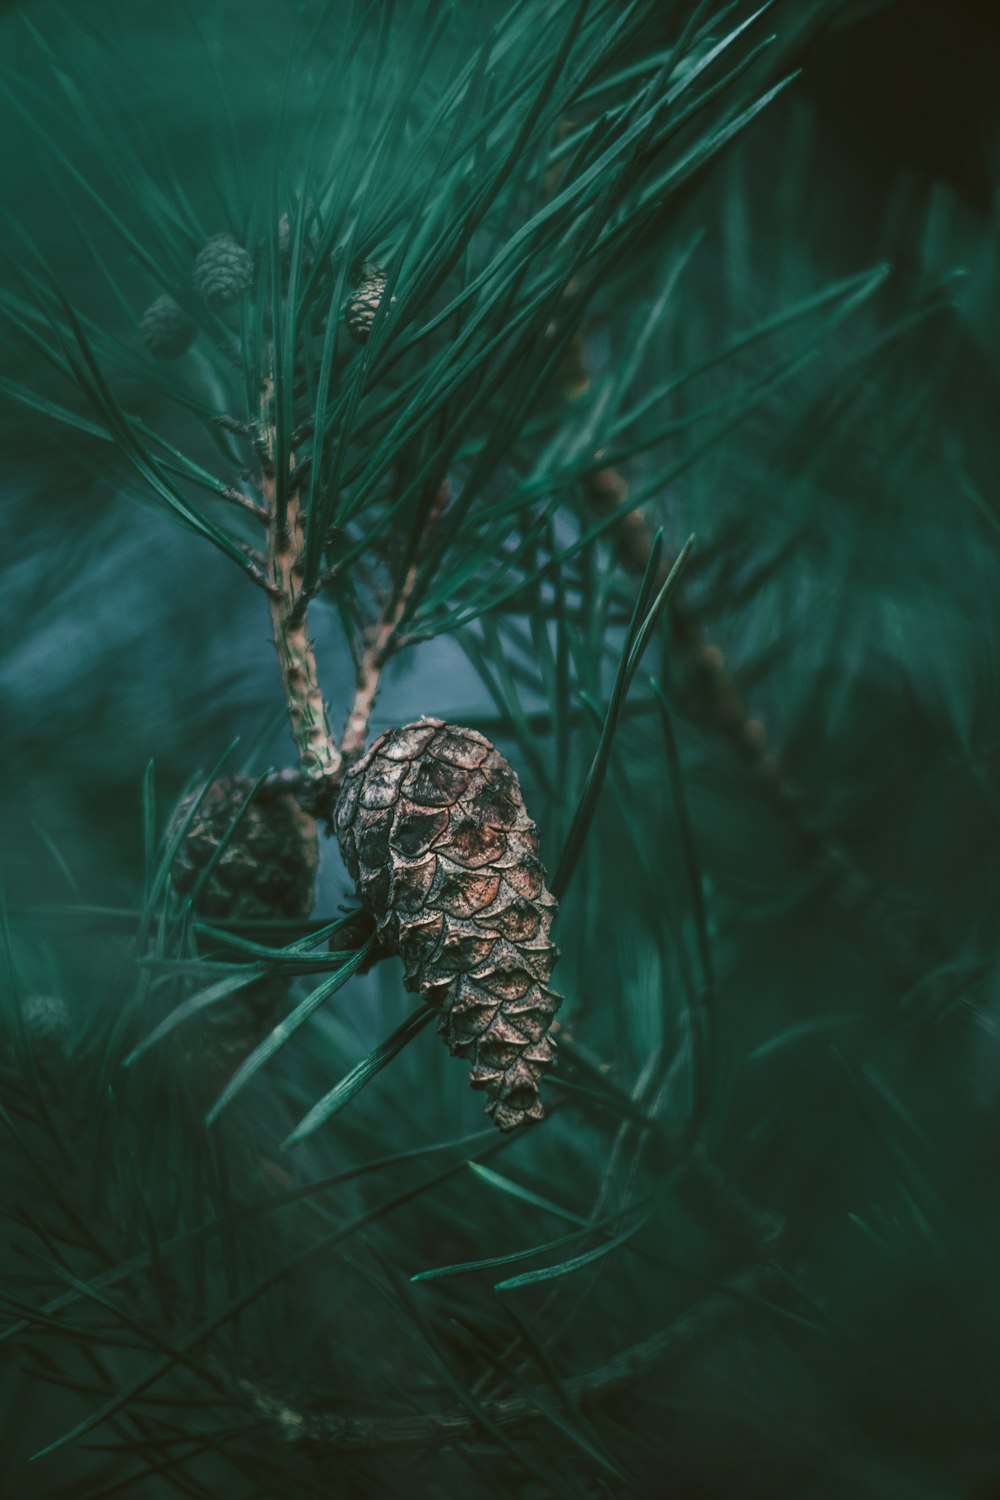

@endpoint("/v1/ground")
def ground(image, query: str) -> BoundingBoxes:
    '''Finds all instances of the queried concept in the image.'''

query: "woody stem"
[585,464,775,772]
[339,481,449,765]
[261,379,342,810]
[230,1261,782,1454]
[584,446,932,987]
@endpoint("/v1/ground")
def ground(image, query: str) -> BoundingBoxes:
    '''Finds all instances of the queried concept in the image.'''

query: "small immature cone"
[141,294,196,359]
[335,720,561,1130]
[194,234,254,306]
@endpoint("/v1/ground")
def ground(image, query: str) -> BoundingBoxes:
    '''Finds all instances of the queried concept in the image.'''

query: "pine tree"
[2,1,999,1496]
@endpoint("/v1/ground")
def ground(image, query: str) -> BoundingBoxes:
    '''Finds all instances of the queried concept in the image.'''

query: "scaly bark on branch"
[260,379,342,816]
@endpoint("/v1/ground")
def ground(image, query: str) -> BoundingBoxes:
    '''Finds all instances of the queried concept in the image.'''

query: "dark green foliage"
[2,0,1000,1496]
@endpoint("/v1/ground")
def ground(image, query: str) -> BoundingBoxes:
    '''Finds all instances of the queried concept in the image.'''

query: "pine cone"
[193,234,254,306]
[169,777,319,1073]
[335,720,561,1130]
[344,264,392,344]
[170,777,318,922]
[141,294,196,359]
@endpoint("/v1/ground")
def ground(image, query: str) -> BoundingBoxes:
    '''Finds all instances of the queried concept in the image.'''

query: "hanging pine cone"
[344,263,392,344]
[169,777,319,1074]
[193,234,254,306]
[335,720,561,1130]
[141,293,196,359]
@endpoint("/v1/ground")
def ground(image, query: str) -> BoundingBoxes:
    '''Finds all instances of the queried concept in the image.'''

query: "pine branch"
[338,480,449,764]
[586,446,932,988]
[539,114,781,783]
[584,452,775,773]
[259,377,342,815]
[220,485,270,524]
[231,1262,783,1455]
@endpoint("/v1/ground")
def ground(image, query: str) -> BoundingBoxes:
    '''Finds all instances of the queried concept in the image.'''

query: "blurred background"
[3,1,1000,1495]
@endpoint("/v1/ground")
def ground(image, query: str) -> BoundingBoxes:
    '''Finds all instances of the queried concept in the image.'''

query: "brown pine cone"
[334,720,561,1130]
[343,264,393,343]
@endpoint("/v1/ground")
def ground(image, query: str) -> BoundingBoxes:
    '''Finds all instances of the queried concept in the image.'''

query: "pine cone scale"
[392,804,452,856]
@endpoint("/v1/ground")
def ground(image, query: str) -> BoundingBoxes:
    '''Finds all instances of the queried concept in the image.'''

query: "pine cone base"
[335,720,561,1130]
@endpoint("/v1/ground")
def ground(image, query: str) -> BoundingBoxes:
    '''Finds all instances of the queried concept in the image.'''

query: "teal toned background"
[2,2,1000,1495]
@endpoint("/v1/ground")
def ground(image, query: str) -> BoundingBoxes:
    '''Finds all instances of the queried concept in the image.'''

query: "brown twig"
[540,106,775,782]
[221,485,270,524]
[338,482,449,765]
[585,463,777,778]
[584,457,933,982]
[231,1262,783,1455]
[259,378,342,813]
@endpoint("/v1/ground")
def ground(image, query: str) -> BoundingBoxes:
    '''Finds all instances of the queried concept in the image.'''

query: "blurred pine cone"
[335,720,560,1130]
[20,993,71,1049]
[193,234,254,306]
[169,777,319,1072]
[141,293,196,359]
[171,777,318,922]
